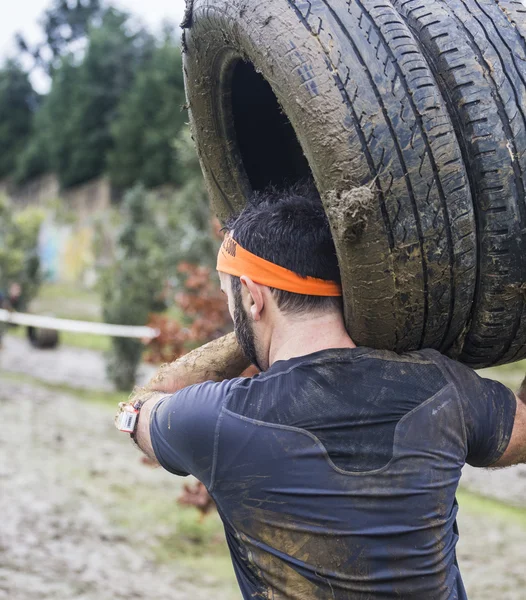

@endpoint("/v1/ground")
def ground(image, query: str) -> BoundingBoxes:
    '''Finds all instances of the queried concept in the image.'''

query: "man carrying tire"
[116,186,526,600]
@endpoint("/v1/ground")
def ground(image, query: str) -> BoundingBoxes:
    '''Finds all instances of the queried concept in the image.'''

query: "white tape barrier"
[0,309,160,339]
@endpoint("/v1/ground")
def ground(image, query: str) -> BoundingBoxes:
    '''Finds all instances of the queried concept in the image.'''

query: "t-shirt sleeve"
[433,353,517,467]
[150,378,240,486]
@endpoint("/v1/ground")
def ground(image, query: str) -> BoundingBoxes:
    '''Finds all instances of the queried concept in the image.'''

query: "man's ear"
[240,276,265,321]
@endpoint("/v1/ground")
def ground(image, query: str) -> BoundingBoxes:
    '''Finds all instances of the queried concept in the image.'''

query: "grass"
[58,330,111,352]
[6,324,112,352]
[19,281,182,353]
[0,370,129,408]
[108,476,239,595]
[9,281,113,351]
[32,281,102,312]
[478,360,526,391]
[457,487,526,528]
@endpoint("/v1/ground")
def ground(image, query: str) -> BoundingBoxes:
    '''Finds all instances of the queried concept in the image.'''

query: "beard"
[233,286,263,371]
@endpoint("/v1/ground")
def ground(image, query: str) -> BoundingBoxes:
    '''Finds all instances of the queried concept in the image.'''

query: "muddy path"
[0,335,155,391]
[0,378,238,600]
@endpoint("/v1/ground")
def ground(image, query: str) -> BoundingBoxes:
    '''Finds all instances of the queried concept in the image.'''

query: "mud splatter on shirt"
[151,347,516,600]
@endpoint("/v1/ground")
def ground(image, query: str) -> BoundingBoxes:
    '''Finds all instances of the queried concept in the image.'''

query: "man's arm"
[432,352,518,468]
[492,378,526,467]
[122,333,250,464]
[142,332,250,394]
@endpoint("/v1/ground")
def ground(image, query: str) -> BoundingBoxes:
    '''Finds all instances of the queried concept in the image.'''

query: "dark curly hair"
[225,182,342,314]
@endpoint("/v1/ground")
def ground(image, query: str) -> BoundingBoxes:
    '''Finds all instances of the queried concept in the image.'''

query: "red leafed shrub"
[145,262,232,364]
[175,262,231,340]
[177,481,216,521]
[144,314,187,364]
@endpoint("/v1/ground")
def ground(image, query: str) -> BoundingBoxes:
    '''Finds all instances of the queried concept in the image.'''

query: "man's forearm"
[115,390,167,463]
[141,332,250,395]
[125,333,250,463]
[495,376,526,467]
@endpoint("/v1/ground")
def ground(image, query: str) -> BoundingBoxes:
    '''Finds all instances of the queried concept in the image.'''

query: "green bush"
[163,126,219,268]
[101,184,168,390]
[0,195,44,311]
[101,126,218,390]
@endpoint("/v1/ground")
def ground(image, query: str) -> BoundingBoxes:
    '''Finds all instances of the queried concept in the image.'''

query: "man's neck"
[267,312,356,366]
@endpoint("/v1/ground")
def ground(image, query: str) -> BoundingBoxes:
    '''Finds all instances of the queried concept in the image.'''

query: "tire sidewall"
[184,0,371,220]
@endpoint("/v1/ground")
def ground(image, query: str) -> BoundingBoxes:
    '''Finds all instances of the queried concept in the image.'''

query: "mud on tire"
[393,0,526,367]
[183,0,477,357]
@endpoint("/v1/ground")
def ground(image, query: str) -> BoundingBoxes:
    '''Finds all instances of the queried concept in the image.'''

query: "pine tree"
[101,184,168,390]
[109,28,186,189]
[0,61,39,179]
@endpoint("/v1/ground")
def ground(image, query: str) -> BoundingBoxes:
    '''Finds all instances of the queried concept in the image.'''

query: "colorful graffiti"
[39,220,95,284]
[3,175,113,286]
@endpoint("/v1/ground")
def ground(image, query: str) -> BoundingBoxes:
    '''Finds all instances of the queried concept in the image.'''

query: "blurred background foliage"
[5,0,187,191]
[0,0,228,389]
[0,196,44,312]
[100,185,169,390]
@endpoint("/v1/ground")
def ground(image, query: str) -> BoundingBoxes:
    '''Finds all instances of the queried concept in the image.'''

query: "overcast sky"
[1,0,187,90]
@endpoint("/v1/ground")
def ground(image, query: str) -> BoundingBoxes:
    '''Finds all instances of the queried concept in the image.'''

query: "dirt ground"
[1,337,526,599]
[0,377,238,600]
[0,335,156,391]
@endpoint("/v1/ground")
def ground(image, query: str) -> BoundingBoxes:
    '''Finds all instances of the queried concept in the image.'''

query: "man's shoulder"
[370,346,442,364]
[231,347,450,391]
[224,347,452,422]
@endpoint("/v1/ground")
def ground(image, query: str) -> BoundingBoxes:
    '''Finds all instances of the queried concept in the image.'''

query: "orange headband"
[217,235,342,296]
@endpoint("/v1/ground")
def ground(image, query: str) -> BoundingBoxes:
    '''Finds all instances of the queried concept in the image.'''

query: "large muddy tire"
[182,0,477,356]
[392,0,526,367]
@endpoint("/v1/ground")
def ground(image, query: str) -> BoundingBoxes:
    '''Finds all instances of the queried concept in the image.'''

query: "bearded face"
[233,282,263,371]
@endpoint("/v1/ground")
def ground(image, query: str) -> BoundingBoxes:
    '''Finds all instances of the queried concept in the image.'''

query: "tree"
[101,184,168,390]
[15,57,78,185]
[0,61,39,179]
[0,195,44,312]
[163,126,219,268]
[101,128,219,389]
[59,8,154,187]
[109,29,186,189]
[16,0,104,75]
[20,8,155,189]
[14,102,53,184]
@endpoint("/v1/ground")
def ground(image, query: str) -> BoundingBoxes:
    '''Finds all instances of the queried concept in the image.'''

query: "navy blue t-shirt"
[150,348,516,600]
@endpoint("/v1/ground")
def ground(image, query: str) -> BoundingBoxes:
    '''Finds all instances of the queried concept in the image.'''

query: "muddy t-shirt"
[150,348,516,600]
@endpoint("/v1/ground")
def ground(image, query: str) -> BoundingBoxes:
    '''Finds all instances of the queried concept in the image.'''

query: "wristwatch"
[115,400,144,438]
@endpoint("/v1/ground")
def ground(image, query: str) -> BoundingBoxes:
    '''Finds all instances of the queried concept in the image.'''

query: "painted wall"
[2,175,113,286]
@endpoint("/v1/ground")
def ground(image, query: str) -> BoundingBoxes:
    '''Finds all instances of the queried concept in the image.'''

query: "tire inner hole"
[231,60,312,191]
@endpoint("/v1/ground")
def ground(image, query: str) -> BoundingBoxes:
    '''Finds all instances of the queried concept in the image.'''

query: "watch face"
[116,410,138,433]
